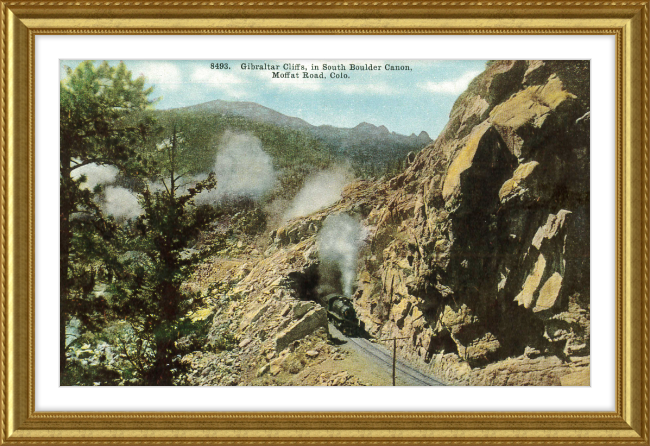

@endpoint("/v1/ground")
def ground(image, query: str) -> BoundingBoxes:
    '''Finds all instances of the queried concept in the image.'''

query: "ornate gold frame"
[1,3,648,444]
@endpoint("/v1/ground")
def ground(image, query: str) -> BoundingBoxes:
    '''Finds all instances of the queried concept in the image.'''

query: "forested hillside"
[140,100,431,185]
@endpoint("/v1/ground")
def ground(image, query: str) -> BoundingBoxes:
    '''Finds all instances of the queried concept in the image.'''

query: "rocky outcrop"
[275,306,328,352]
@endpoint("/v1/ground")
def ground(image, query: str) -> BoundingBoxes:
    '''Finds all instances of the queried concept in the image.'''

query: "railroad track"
[347,336,445,386]
[329,323,444,386]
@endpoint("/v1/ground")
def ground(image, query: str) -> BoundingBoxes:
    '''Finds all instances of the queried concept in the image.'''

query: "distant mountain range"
[138,100,434,201]
[176,100,432,167]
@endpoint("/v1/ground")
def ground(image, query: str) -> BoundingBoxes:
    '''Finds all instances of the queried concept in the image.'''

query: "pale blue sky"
[61,59,487,137]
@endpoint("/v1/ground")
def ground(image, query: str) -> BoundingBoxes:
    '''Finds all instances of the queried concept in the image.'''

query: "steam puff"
[72,163,119,190]
[211,131,276,202]
[103,186,143,221]
[147,131,275,207]
[318,213,364,296]
[284,168,352,221]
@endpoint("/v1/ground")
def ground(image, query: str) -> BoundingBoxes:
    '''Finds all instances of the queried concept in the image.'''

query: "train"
[321,294,365,336]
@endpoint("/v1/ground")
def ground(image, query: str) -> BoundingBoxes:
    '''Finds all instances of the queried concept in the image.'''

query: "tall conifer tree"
[60,61,155,373]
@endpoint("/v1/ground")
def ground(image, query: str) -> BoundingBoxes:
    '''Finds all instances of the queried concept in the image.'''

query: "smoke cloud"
[318,213,364,296]
[72,163,119,190]
[284,167,353,221]
[102,186,143,221]
[145,131,276,207]
[70,163,143,222]
[206,131,276,203]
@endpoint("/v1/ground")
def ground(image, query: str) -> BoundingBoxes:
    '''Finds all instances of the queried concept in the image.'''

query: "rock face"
[204,60,590,386]
[350,60,590,383]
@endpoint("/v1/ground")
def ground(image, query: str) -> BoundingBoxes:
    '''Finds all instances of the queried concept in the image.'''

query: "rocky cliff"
[352,60,590,385]
[201,60,590,386]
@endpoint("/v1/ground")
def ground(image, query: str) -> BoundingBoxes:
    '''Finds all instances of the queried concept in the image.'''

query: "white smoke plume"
[209,131,276,203]
[70,163,143,222]
[147,180,167,194]
[318,213,365,296]
[284,167,353,221]
[71,163,119,190]
[102,186,143,221]
[144,131,275,207]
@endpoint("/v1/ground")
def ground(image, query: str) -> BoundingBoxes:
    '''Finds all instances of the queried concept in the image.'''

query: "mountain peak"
[180,100,313,130]
[353,122,390,135]
[354,121,377,130]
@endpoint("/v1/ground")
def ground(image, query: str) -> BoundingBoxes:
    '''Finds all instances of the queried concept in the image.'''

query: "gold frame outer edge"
[1,3,648,445]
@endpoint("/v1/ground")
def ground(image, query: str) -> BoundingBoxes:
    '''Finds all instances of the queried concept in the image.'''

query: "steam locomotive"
[321,294,364,336]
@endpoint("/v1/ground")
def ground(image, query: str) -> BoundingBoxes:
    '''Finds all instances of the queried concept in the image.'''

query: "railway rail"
[329,322,445,386]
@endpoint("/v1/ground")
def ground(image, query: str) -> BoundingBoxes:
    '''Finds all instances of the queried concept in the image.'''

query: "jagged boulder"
[275,307,328,352]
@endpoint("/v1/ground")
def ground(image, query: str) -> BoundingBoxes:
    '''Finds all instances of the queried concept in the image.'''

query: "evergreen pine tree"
[60,61,155,373]
[109,127,218,385]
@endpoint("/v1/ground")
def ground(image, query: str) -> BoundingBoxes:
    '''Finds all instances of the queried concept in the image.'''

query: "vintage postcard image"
[60,59,590,386]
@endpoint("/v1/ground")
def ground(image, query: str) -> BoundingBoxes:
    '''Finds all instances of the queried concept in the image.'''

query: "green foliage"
[61,362,122,387]
[382,158,407,179]
[175,315,215,353]
[60,61,157,172]
[60,61,156,373]
[107,127,220,385]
